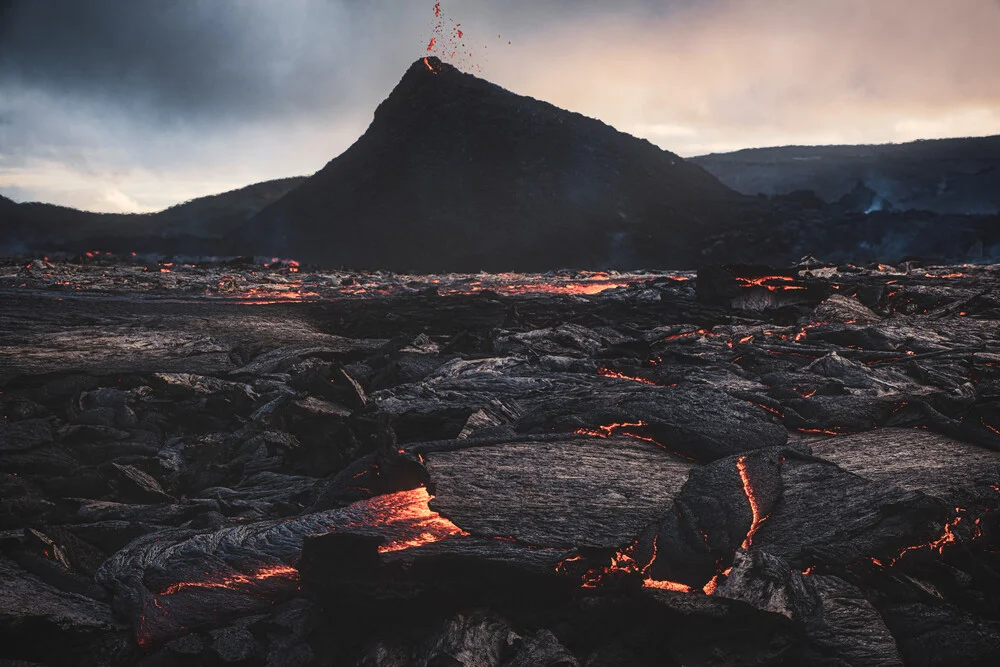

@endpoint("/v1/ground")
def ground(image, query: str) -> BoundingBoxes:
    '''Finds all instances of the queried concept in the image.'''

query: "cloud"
[486,0,1000,154]
[1,0,998,210]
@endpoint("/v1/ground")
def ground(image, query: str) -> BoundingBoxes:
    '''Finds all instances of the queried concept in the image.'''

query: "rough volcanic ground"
[2,256,1000,666]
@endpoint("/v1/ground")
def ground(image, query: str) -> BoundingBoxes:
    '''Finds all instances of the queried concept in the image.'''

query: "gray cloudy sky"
[1,0,999,213]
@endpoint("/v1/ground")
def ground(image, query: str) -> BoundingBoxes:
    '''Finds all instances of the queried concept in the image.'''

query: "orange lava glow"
[924,272,967,279]
[981,418,1000,437]
[342,487,468,553]
[426,37,437,52]
[575,421,649,439]
[642,578,694,592]
[597,367,658,385]
[736,456,767,549]
[701,567,732,595]
[735,275,807,291]
[159,564,298,596]
[573,422,693,461]
[753,402,785,419]
[576,539,694,592]
[872,508,969,568]
[663,329,709,342]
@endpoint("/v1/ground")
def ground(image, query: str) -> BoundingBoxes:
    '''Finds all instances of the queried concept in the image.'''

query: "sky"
[1,0,999,213]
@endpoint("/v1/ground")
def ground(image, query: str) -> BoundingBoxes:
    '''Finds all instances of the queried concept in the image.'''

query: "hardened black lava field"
[2,256,1000,666]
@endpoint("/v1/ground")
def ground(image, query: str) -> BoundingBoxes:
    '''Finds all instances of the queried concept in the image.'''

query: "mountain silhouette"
[246,57,741,271]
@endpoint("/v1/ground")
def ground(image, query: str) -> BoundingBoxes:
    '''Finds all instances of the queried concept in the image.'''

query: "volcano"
[245,57,740,271]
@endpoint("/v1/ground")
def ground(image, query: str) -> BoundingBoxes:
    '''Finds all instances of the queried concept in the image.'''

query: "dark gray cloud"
[0,0,997,213]
[0,0,404,123]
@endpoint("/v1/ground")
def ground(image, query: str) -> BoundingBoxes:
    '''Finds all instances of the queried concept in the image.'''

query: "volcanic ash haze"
[244,57,740,272]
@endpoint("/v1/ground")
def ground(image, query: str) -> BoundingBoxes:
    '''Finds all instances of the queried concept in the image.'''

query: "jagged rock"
[424,436,693,548]
[110,462,174,503]
[266,636,314,667]
[716,550,903,665]
[813,293,880,323]
[210,625,257,663]
[165,632,207,656]
[2,259,1000,666]
[503,629,577,667]
[0,419,54,451]
[0,557,125,665]
[415,611,518,667]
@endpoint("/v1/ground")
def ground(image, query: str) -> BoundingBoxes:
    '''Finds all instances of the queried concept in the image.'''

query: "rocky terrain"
[2,256,999,666]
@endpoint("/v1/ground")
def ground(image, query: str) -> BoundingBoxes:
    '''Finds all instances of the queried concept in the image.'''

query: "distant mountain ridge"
[0,177,306,254]
[3,58,999,268]
[692,135,1000,215]
[244,57,742,271]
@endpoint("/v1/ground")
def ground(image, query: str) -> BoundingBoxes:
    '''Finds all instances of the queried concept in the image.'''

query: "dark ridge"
[244,56,742,271]
[0,177,307,255]
[693,135,1000,215]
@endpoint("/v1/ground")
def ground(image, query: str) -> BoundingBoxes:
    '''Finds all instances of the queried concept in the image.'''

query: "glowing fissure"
[797,427,846,436]
[981,417,1000,437]
[159,564,298,596]
[597,367,658,386]
[736,456,768,549]
[575,421,649,439]
[870,507,972,568]
[571,538,694,593]
[735,275,807,291]
[158,488,466,598]
[339,487,469,553]
[752,402,785,419]
[574,422,695,461]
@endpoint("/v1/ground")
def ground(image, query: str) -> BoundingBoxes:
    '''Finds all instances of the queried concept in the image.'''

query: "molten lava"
[642,579,694,592]
[871,508,968,568]
[981,418,1000,437]
[597,367,658,385]
[342,487,469,553]
[924,272,967,279]
[736,456,768,549]
[735,275,807,291]
[575,421,649,439]
[159,564,298,596]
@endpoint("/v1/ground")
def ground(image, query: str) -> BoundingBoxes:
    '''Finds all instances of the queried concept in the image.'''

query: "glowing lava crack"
[149,488,466,603]
[736,455,768,549]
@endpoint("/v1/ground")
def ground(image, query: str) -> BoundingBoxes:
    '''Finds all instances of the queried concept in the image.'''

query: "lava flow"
[575,421,695,461]
[574,538,694,593]
[736,455,768,549]
[159,564,298,596]
[597,367,658,385]
[567,537,712,595]
[575,421,649,439]
[735,275,807,291]
[870,507,969,568]
[156,488,465,601]
[343,486,469,553]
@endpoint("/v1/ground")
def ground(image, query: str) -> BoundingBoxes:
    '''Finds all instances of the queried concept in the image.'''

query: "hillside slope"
[693,136,1000,214]
[246,57,741,271]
